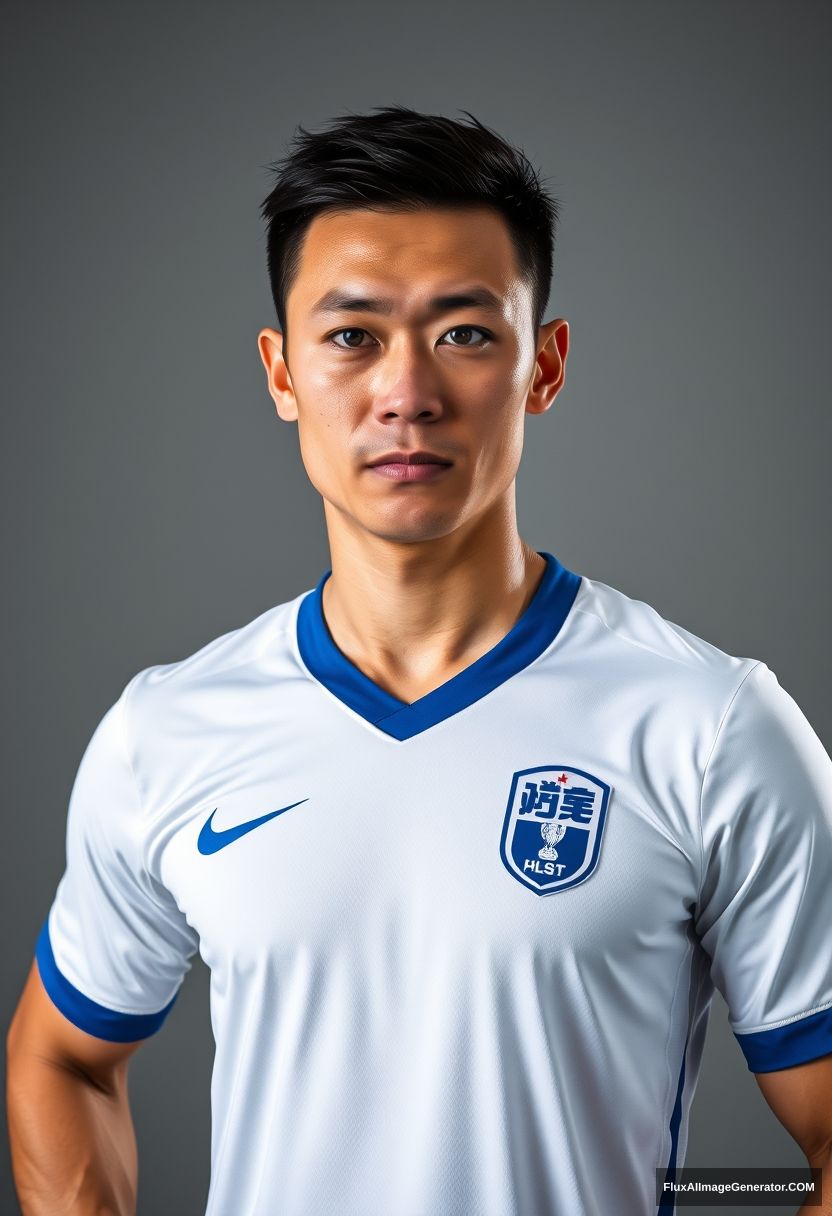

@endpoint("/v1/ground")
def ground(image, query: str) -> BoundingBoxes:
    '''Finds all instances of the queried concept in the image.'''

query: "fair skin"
[6,203,831,1214]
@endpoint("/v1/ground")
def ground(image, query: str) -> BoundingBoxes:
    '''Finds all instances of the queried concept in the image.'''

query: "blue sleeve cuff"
[35,917,179,1043]
[736,1003,832,1073]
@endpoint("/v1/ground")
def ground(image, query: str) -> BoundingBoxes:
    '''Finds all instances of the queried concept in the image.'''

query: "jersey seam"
[113,675,194,1016]
[571,599,721,672]
[119,671,148,842]
[734,996,832,1036]
[141,641,293,695]
[42,680,182,1022]
[119,673,179,904]
[129,600,300,696]
[695,660,764,908]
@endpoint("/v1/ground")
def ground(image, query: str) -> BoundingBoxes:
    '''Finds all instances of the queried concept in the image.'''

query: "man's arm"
[755,1055,832,1216]
[6,959,144,1216]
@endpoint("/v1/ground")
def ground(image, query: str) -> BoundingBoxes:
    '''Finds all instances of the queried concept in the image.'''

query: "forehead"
[288,206,526,319]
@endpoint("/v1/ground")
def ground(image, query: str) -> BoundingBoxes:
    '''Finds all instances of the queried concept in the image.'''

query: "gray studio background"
[2,2,829,1214]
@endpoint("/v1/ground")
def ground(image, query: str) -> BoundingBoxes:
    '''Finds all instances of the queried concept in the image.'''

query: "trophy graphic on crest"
[538,818,567,860]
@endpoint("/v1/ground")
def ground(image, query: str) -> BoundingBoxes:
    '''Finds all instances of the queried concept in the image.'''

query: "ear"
[257,328,298,422]
[526,318,569,416]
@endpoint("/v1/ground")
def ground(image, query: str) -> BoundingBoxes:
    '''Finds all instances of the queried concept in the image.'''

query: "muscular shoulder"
[116,592,306,813]
[569,572,760,711]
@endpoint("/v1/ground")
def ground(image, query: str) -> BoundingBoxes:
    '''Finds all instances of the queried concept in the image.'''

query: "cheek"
[489,414,526,474]
[471,372,527,451]
[294,397,358,502]
[487,347,536,453]
[295,361,364,435]
[470,347,531,419]
[295,411,332,489]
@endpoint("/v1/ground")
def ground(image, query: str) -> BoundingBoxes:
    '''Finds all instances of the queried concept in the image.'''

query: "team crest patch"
[500,765,612,895]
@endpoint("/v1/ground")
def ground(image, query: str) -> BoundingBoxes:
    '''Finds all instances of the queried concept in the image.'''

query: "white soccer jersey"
[35,551,832,1216]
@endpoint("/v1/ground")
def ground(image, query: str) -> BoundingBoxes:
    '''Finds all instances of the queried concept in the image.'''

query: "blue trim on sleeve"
[736,1004,832,1072]
[34,917,179,1043]
[296,550,582,740]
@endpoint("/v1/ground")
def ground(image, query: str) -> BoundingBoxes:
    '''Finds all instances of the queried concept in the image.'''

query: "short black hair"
[259,104,561,338]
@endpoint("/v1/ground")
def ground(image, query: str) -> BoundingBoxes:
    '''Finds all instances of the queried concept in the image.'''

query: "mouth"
[365,450,454,483]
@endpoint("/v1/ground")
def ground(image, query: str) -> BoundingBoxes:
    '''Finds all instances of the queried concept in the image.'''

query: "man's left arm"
[755,1056,832,1215]
[696,662,832,1211]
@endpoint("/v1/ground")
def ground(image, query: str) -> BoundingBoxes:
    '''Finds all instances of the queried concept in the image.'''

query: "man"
[7,105,832,1216]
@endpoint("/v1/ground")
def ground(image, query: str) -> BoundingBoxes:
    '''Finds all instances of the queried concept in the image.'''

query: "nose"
[370,337,445,425]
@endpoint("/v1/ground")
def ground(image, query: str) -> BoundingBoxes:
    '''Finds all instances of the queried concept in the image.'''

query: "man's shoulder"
[570,570,762,705]
[120,584,310,726]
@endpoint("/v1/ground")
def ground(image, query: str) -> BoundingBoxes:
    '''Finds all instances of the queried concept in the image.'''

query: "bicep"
[8,959,144,1081]
[755,1054,832,1164]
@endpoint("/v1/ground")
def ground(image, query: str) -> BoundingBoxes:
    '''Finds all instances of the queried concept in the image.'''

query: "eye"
[439,326,493,347]
[328,328,373,349]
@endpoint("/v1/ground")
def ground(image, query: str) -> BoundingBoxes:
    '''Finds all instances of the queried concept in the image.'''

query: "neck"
[319,495,547,704]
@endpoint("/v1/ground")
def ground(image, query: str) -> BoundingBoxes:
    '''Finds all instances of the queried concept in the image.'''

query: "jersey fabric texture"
[34,551,832,1216]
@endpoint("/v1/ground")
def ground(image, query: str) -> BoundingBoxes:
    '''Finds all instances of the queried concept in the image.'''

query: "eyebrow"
[310,286,505,318]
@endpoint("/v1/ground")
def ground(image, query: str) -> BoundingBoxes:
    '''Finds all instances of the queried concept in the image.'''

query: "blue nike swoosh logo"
[197,799,309,855]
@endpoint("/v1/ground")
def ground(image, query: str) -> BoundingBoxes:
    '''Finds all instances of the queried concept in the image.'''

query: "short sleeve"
[695,661,832,1072]
[35,678,200,1042]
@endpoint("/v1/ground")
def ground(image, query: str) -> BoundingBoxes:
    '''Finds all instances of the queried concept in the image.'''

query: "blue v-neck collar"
[295,551,581,741]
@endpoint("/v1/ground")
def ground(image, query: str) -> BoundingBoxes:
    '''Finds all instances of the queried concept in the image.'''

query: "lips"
[366,450,453,468]
[365,450,454,483]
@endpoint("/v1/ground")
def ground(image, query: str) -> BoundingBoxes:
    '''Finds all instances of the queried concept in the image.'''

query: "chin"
[324,490,469,545]
[362,510,462,545]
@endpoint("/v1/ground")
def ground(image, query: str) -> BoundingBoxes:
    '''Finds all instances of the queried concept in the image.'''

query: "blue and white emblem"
[500,765,612,895]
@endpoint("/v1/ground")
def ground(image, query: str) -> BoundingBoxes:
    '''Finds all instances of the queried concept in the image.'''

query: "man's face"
[258,205,568,545]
